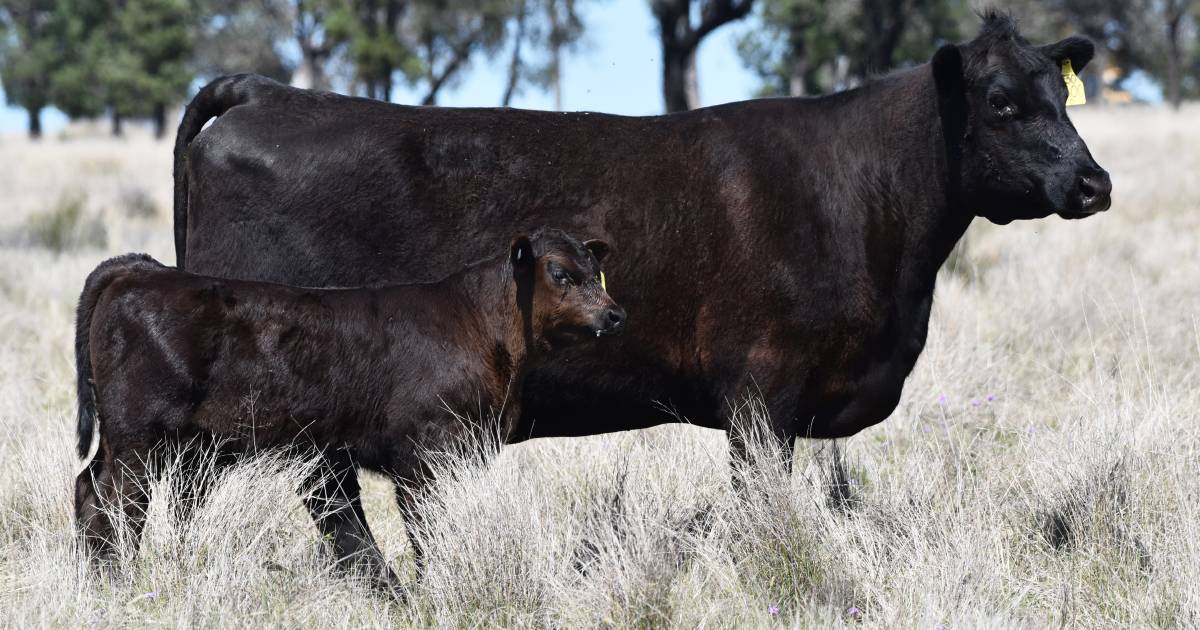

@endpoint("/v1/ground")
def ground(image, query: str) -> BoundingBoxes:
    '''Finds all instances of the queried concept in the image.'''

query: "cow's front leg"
[303,450,401,593]
[722,388,800,495]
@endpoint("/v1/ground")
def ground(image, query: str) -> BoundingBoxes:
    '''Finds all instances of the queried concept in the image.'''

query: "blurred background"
[0,0,1195,137]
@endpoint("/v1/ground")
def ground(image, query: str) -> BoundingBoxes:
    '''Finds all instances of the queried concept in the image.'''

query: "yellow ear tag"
[600,271,607,291]
[1062,59,1086,107]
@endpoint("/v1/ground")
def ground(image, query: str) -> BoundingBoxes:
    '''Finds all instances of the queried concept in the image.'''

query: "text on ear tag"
[1062,60,1086,107]
[600,271,607,291]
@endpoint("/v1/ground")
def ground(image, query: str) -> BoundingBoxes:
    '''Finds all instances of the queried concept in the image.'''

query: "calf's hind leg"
[303,450,400,591]
[75,445,154,560]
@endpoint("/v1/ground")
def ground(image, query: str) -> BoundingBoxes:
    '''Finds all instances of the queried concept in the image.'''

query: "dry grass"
[0,105,1197,628]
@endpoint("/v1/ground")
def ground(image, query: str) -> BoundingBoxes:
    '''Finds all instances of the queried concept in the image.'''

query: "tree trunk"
[299,49,328,90]
[502,0,528,107]
[654,0,754,112]
[548,0,563,110]
[788,58,808,97]
[1165,8,1183,110]
[112,110,123,137]
[152,103,167,139]
[27,106,42,139]
[684,49,699,108]
[861,0,909,75]
[662,39,694,112]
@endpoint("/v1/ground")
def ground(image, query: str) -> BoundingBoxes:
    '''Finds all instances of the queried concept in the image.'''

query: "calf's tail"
[174,73,272,269]
[75,254,163,458]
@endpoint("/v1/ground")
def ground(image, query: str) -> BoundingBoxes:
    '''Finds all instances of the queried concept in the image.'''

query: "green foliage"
[0,0,59,133]
[94,0,195,116]
[738,0,969,97]
[42,0,108,118]
[409,0,516,103]
[193,0,295,82]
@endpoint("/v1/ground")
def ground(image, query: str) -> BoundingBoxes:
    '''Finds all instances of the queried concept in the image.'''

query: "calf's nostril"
[607,308,625,326]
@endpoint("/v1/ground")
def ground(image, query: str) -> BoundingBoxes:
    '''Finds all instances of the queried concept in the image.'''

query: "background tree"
[409,0,513,105]
[293,0,342,89]
[1155,0,1195,108]
[324,0,413,100]
[44,0,108,121]
[501,0,585,108]
[651,0,755,112]
[0,0,58,138]
[738,0,964,97]
[92,0,194,137]
[195,0,295,82]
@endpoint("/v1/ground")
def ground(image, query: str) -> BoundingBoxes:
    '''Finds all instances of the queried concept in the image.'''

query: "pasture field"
[0,106,1197,629]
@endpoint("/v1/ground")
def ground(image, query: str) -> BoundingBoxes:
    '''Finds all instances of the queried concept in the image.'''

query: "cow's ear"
[932,44,964,96]
[1041,36,1094,72]
[511,236,534,274]
[583,239,610,264]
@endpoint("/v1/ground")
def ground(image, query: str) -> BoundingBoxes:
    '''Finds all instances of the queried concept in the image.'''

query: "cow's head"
[933,11,1112,224]
[511,228,625,350]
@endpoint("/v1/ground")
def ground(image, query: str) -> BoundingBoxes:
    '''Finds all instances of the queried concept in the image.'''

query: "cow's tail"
[75,253,164,459]
[174,74,270,269]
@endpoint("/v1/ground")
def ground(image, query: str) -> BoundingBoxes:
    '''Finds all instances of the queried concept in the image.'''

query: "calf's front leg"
[303,450,401,593]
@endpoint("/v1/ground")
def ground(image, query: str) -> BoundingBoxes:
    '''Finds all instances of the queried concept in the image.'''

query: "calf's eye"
[989,94,1017,119]
[552,269,572,286]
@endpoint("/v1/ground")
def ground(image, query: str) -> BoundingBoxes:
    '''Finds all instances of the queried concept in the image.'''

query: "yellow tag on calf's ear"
[600,271,607,291]
[1062,59,1086,107]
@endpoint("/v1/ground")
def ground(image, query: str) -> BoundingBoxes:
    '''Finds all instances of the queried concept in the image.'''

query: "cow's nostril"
[607,308,625,326]
[1079,172,1112,205]
[1079,176,1098,199]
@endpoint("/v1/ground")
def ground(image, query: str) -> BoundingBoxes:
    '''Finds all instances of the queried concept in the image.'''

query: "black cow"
[74,229,623,588]
[174,13,1109,469]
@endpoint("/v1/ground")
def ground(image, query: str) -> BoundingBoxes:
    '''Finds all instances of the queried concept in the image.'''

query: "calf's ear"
[583,239,610,264]
[511,235,534,274]
[1042,36,1094,72]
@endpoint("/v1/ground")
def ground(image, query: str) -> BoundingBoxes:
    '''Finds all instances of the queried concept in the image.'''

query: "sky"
[0,0,760,134]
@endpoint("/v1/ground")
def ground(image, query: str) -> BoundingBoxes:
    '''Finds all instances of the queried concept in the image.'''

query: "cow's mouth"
[1060,192,1111,219]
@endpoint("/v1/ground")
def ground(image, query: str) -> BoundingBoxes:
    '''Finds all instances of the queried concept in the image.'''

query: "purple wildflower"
[937,393,947,405]
[971,399,981,407]
[768,605,780,616]
[986,394,996,402]
[847,606,863,621]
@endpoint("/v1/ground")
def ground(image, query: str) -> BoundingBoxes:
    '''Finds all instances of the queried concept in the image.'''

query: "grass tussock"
[1,106,1199,628]
[18,191,108,253]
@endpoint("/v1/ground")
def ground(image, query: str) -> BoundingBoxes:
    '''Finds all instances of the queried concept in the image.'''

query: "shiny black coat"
[174,14,1110,443]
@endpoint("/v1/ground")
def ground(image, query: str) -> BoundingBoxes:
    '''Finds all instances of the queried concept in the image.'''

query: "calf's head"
[933,11,1112,224]
[511,228,625,350]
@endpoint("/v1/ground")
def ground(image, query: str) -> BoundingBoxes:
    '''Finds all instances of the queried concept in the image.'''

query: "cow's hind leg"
[75,445,154,561]
[303,451,400,593]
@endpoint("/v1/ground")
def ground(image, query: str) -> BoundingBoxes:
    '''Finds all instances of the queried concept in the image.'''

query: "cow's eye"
[552,268,572,286]
[989,93,1017,119]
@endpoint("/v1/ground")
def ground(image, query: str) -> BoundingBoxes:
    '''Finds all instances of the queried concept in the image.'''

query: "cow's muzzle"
[1064,168,1112,217]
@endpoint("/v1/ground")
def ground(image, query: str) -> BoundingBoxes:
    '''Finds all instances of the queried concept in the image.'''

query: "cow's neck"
[854,65,972,288]
[816,64,974,309]
[802,64,975,401]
